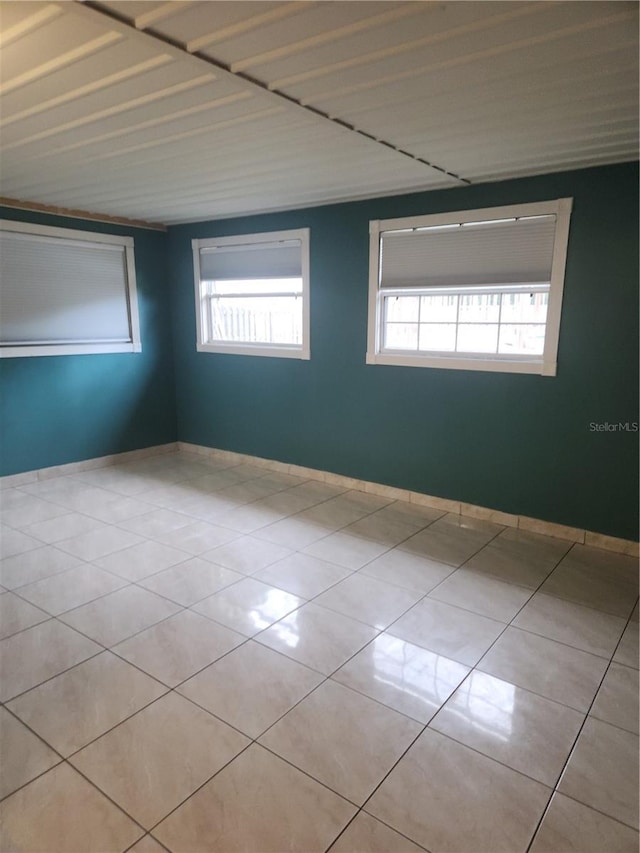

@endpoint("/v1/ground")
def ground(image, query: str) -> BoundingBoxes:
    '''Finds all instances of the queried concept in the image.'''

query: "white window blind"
[199,239,302,281]
[0,220,141,358]
[379,215,557,290]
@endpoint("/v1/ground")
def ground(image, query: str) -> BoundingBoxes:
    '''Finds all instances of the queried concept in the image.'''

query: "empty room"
[0,1,638,851]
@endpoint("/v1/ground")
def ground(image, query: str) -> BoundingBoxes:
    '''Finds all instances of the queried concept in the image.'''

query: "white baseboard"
[0,443,178,489]
[177,441,639,558]
[1,439,637,558]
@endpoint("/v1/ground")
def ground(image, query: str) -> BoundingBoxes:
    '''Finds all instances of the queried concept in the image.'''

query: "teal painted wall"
[168,163,639,541]
[0,208,177,475]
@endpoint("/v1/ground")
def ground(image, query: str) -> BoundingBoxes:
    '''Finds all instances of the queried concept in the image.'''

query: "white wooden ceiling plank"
[374,97,639,149]
[4,159,445,225]
[203,1,401,69]
[23,151,439,214]
[471,153,638,184]
[1,105,442,206]
[450,143,639,176]
[227,1,425,74]
[67,0,379,141]
[0,2,62,49]
[293,6,637,105]
[134,1,195,30]
[0,0,54,31]
[128,1,287,46]
[311,40,638,117]
[338,61,638,130]
[0,37,168,120]
[1,0,637,223]
[0,13,122,90]
[94,2,165,24]
[187,2,311,54]
[407,126,639,165]
[0,116,320,195]
[12,94,269,164]
[0,75,245,150]
[423,132,639,167]
[0,54,178,129]
[84,105,298,163]
[32,138,435,208]
[157,173,455,223]
[255,1,507,87]
[181,171,452,212]
[270,1,554,92]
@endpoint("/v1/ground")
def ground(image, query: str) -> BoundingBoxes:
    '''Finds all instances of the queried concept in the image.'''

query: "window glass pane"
[385,295,419,322]
[208,277,302,296]
[384,323,419,350]
[458,293,500,323]
[418,323,456,351]
[498,324,546,355]
[210,295,302,345]
[420,294,458,322]
[457,323,499,353]
[500,291,548,323]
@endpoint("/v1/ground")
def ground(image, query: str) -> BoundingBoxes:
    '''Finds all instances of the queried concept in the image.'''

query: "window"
[193,228,310,359]
[367,199,572,375]
[0,219,141,358]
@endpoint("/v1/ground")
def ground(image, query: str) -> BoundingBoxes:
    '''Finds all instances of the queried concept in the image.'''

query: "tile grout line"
[2,478,443,835]
[524,602,640,850]
[2,452,637,849]
[324,541,595,850]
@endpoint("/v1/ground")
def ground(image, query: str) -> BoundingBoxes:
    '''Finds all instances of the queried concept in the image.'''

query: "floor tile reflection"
[1,450,635,852]
[333,632,469,723]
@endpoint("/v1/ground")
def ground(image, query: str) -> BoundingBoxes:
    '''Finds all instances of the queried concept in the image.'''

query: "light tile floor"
[0,450,638,853]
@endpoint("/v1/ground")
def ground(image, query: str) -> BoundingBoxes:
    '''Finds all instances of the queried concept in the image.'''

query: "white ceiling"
[0,0,637,225]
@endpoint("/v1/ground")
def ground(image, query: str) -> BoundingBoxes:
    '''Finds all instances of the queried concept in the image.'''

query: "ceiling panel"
[259,1,535,92]
[199,2,404,68]
[136,1,297,47]
[286,3,634,103]
[0,0,637,225]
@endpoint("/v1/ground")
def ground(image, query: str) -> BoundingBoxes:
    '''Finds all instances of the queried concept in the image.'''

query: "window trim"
[0,219,141,359]
[192,228,310,360]
[366,199,572,376]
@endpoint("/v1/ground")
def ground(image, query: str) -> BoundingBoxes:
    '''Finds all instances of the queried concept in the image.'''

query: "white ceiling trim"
[1,53,173,127]
[232,1,426,74]
[0,30,122,96]
[187,2,312,54]
[271,1,548,92]
[0,3,62,49]
[134,1,195,31]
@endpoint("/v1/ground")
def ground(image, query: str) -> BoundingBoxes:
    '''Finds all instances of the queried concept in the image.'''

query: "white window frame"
[193,228,310,360]
[0,219,141,358]
[366,199,572,376]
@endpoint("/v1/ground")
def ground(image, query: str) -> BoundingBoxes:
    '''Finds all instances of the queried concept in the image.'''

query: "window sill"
[0,343,142,358]
[366,351,556,375]
[197,342,310,360]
